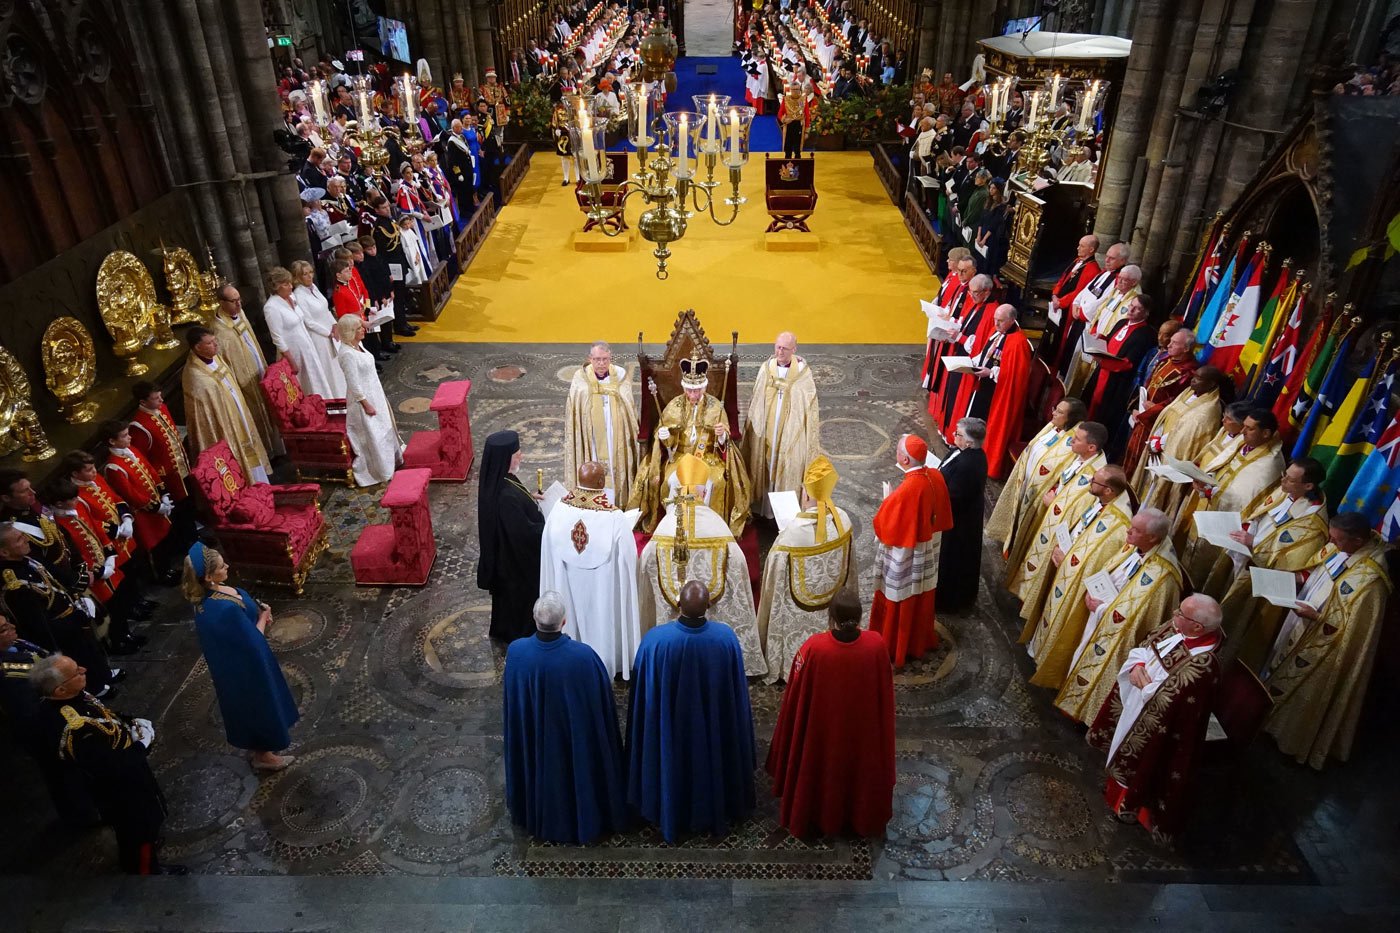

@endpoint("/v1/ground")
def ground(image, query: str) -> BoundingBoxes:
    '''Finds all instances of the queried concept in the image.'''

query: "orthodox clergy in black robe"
[936,442,988,612]
[476,431,545,641]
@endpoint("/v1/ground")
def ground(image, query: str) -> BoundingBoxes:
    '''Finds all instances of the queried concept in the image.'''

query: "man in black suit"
[936,418,989,613]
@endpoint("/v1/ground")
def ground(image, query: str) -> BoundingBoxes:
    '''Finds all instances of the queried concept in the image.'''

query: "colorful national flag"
[1206,248,1267,380]
[1323,353,1399,502]
[1340,409,1400,537]
[1251,284,1306,407]
[1238,267,1293,384]
[1179,222,1226,327]
[1290,328,1356,459]
[1272,302,1338,437]
[1193,246,1244,362]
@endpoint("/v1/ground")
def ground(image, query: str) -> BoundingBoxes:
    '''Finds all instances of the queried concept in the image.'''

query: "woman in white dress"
[335,314,403,486]
[262,268,338,400]
[396,215,430,286]
[290,260,347,398]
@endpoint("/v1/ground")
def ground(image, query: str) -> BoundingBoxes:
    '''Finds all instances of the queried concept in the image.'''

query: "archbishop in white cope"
[638,454,767,678]
[539,462,642,680]
[740,332,821,519]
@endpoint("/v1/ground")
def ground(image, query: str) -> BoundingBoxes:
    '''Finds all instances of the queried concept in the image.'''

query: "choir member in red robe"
[767,590,896,838]
[129,382,191,503]
[920,254,974,397]
[1047,235,1102,370]
[1085,296,1156,430]
[1086,594,1223,840]
[960,305,1034,479]
[942,279,1000,435]
[869,434,954,667]
[1121,333,1203,476]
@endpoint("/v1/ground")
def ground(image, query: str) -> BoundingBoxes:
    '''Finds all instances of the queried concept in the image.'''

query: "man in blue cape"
[502,591,627,844]
[626,579,756,842]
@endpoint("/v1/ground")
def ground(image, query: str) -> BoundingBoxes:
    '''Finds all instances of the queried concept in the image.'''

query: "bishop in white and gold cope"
[563,342,639,509]
[637,454,766,678]
[740,332,822,520]
[630,355,751,536]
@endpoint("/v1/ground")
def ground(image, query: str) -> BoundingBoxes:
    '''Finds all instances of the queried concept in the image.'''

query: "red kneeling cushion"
[228,485,276,525]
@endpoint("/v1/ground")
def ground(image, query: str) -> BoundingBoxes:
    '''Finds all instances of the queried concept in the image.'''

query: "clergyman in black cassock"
[477,431,545,641]
[936,420,988,612]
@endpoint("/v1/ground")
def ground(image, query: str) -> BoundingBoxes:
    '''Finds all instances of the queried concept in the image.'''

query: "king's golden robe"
[1053,540,1183,723]
[564,363,639,508]
[740,358,821,518]
[629,393,751,535]
[1263,540,1391,769]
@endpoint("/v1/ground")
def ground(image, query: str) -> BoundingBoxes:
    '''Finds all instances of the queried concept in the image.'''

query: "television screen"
[378,16,410,63]
[1004,17,1042,36]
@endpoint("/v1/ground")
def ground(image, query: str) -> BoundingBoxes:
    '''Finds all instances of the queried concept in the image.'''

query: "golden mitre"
[802,455,843,543]
[674,453,709,492]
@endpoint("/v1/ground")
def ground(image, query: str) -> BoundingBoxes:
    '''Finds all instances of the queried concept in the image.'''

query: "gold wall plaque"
[41,316,100,423]
[0,344,56,461]
[161,246,208,326]
[96,250,157,376]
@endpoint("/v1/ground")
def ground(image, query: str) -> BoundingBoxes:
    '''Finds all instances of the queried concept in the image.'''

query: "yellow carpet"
[411,151,936,344]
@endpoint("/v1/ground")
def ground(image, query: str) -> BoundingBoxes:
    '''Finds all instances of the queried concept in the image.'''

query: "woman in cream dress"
[262,267,340,399]
[335,315,403,486]
[290,260,346,398]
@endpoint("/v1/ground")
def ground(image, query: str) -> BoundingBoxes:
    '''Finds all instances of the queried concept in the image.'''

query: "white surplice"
[540,496,642,680]
[292,284,347,398]
[337,342,403,486]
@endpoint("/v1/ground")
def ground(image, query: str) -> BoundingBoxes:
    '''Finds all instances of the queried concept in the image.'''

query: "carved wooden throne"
[635,309,741,449]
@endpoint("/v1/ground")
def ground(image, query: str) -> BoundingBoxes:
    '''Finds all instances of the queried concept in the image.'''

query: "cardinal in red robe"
[869,434,954,667]
[766,590,896,838]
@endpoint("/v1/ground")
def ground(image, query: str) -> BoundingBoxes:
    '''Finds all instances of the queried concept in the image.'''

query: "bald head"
[678,580,710,618]
[774,331,797,366]
[1092,465,1128,501]
[1179,594,1223,634]
[578,461,606,490]
[994,303,1018,333]
[1077,234,1100,259]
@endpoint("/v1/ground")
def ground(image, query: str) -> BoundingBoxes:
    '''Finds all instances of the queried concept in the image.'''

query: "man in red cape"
[946,297,1017,434]
[869,434,954,667]
[766,589,895,838]
[929,271,994,433]
[1047,235,1103,369]
[965,305,1033,480]
[920,253,973,395]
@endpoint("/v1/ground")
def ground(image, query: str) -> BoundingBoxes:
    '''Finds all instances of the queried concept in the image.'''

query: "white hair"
[1105,242,1130,261]
[533,592,567,632]
[1119,264,1143,283]
[969,274,993,292]
[1137,507,1170,540]
[28,653,71,695]
[1182,594,1223,633]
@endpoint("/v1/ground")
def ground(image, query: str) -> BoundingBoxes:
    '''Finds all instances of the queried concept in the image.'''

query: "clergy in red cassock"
[129,382,191,503]
[920,253,975,396]
[932,275,995,434]
[869,434,954,667]
[1046,235,1103,369]
[1121,331,1201,476]
[952,305,1032,479]
[1086,595,1223,840]
[766,590,896,839]
[1085,296,1156,428]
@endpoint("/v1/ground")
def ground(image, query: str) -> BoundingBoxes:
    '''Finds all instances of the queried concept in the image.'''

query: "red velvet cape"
[766,630,896,838]
[945,302,1002,433]
[983,329,1032,479]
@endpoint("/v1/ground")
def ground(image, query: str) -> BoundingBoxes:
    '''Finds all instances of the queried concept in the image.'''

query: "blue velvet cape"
[193,588,299,752]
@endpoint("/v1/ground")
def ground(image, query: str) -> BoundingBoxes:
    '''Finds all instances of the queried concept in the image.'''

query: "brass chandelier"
[568,23,757,279]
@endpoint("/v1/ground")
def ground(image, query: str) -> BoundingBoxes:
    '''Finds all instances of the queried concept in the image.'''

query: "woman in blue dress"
[183,543,299,772]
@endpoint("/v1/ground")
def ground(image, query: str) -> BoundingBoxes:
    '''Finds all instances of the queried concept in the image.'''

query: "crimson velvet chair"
[192,440,329,593]
[259,358,354,482]
[402,379,474,481]
[350,468,437,585]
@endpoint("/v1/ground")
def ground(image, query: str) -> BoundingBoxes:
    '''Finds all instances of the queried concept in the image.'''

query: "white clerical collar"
[1269,496,1296,524]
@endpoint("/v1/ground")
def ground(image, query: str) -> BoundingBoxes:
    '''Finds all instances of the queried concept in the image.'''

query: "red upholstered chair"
[402,380,474,481]
[350,468,437,585]
[259,358,354,482]
[765,154,817,232]
[191,440,328,593]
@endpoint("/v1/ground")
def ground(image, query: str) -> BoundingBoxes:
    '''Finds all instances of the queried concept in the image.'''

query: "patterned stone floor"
[5,342,1398,898]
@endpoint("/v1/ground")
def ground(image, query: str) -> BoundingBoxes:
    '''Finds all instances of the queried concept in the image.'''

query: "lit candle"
[580,112,595,166]
[728,108,739,158]
[635,82,651,147]
[1051,73,1062,109]
[1079,80,1100,130]
[1028,90,1041,129]
[706,95,718,146]
[401,75,415,123]
[358,89,370,124]
[679,114,689,163]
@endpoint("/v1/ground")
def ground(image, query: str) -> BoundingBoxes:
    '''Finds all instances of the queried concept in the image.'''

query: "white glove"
[102,556,117,580]
[656,426,671,442]
[77,596,98,618]
[158,494,174,518]
[1128,413,1138,429]
[118,516,134,540]
[130,718,156,749]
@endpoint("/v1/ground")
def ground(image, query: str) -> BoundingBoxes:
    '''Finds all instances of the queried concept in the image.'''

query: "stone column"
[1093,0,1171,245]
[472,0,498,80]
[916,0,939,75]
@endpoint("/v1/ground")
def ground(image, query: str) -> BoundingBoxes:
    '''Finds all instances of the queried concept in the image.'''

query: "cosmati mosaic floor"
[5,342,1397,890]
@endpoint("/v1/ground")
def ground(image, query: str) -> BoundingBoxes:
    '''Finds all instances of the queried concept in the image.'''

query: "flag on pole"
[1179,222,1226,327]
[1271,300,1337,437]
[1290,328,1355,459]
[1238,266,1292,384]
[1193,245,1244,362]
[1322,353,1399,502]
[1310,352,1380,470]
[1340,409,1400,539]
[1252,286,1307,408]
[1206,248,1267,380]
